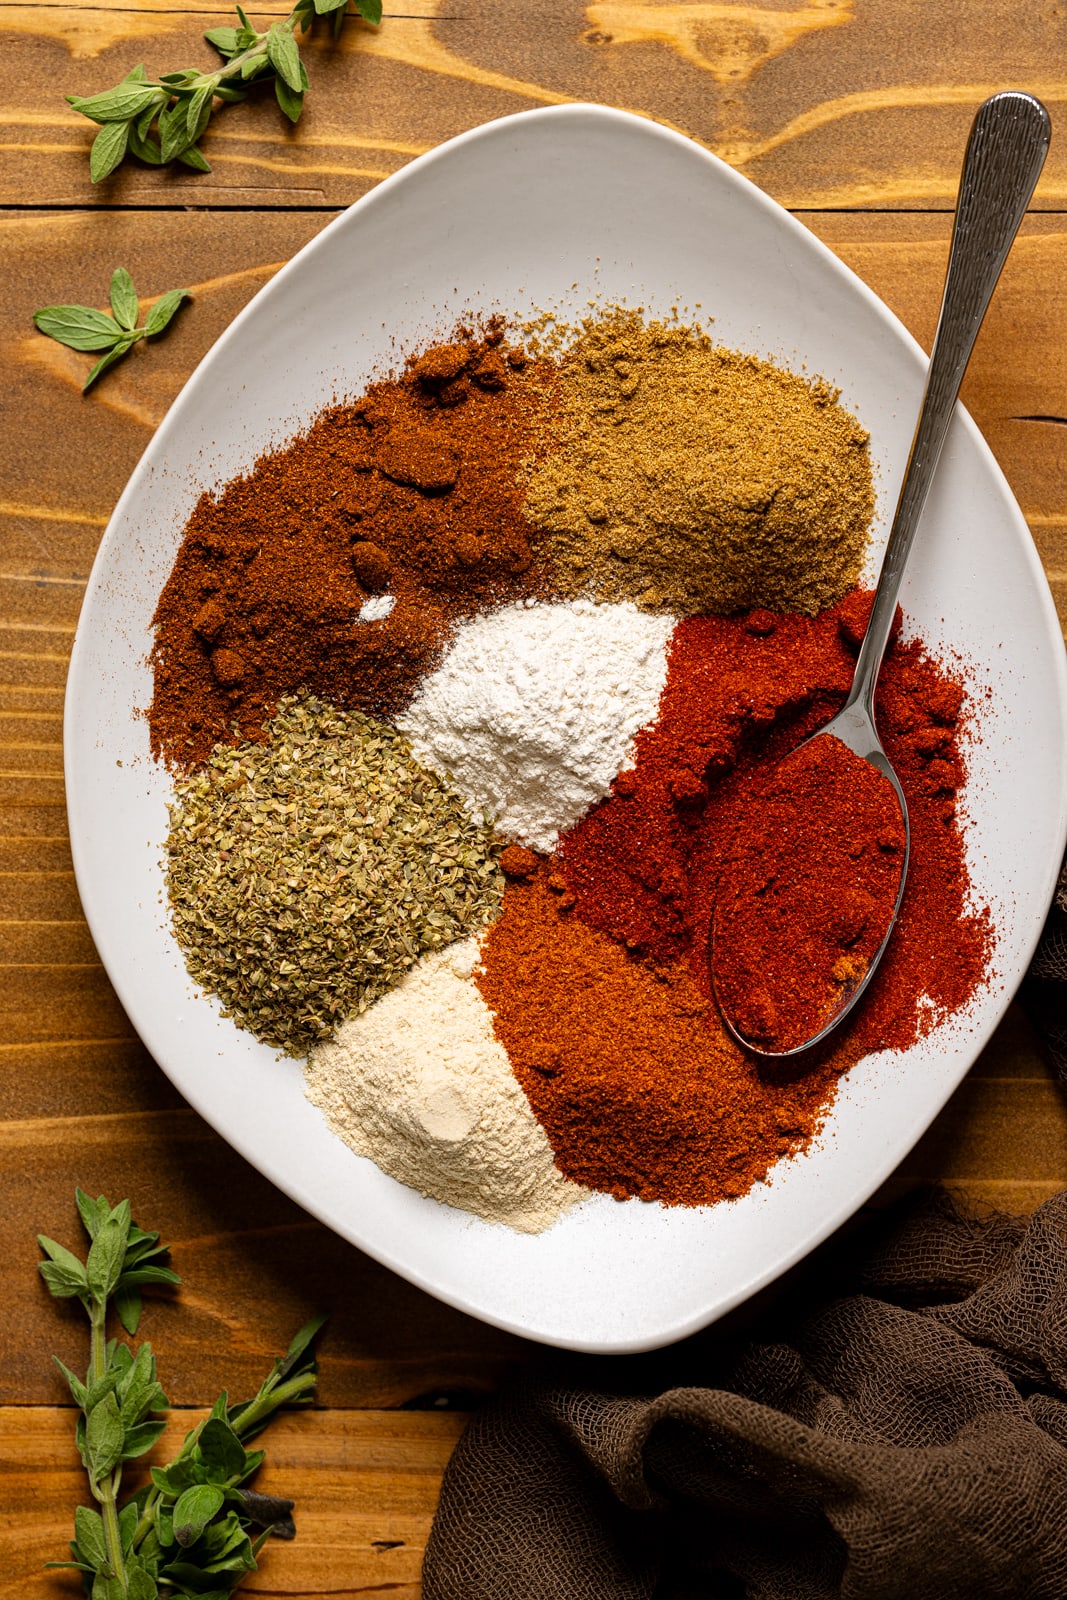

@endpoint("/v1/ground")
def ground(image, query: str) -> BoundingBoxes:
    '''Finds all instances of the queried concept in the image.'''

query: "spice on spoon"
[710,734,907,1052]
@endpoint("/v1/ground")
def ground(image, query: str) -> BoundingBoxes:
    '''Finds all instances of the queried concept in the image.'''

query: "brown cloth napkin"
[424,1182,1067,1600]
[1025,855,1067,1079]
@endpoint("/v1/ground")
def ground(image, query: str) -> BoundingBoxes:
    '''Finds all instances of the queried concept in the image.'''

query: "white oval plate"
[66,105,1067,1353]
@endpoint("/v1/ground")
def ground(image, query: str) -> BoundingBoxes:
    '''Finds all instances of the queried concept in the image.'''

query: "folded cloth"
[1024,854,1067,1079]
[423,1189,1067,1600]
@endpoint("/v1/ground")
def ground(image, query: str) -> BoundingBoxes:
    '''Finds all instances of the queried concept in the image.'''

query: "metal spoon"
[711,89,1051,1058]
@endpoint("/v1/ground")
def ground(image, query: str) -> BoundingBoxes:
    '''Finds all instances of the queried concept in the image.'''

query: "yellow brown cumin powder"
[522,309,875,616]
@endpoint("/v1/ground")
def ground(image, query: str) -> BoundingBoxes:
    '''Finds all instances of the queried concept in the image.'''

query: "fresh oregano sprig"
[39,1189,326,1599]
[67,0,383,182]
[34,267,191,392]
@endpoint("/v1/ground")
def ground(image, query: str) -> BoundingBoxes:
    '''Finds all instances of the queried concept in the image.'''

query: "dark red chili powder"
[712,733,907,1051]
[150,321,558,770]
[477,591,992,1206]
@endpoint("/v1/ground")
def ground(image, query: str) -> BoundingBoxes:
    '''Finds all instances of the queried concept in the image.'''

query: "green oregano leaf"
[121,1418,168,1459]
[85,1391,125,1483]
[197,1416,247,1481]
[265,24,302,90]
[178,145,212,172]
[73,1504,108,1569]
[67,84,162,124]
[186,85,213,140]
[117,1341,155,1415]
[158,99,192,163]
[117,1498,141,1555]
[278,1312,328,1377]
[274,76,303,122]
[75,1190,110,1240]
[90,120,129,182]
[38,1259,88,1299]
[84,340,136,393]
[151,1457,197,1496]
[125,1559,159,1600]
[38,1233,90,1285]
[128,124,164,165]
[118,1260,181,1286]
[204,25,240,55]
[87,1203,132,1303]
[31,308,119,353]
[84,1364,122,1412]
[172,1483,225,1546]
[114,1284,143,1335]
[53,1356,88,1407]
[109,267,139,330]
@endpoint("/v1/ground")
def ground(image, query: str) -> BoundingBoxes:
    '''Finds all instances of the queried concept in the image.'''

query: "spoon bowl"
[712,712,911,1059]
[711,89,1051,1057]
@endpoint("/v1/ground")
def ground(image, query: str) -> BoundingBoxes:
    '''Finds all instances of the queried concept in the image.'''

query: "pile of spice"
[305,938,587,1232]
[165,694,503,1055]
[522,309,874,616]
[397,598,674,852]
[475,872,835,1205]
[472,593,989,1209]
[151,319,558,771]
[152,306,994,1231]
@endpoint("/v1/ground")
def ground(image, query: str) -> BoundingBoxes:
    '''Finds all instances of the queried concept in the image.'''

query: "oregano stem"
[231,1370,318,1439]
[65,0,381,179]
[89,1298,129,1593]
[89,1296,108,1386]
[201,9,304,89]
[100,1472,128,1593]
[39,1194,323,1597]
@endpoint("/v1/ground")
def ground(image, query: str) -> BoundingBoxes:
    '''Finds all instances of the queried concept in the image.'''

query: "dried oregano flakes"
[165,693,504,1056]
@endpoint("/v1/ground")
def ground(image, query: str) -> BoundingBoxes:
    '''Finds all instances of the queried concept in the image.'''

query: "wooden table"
[3,6,1067,1595]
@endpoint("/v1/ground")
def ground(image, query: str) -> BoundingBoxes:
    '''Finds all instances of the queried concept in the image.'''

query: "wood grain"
[4,210,1067,627]
[4,1,1067,209]
[806,213,1067,632]
[3,8,1067,1594]
[0,1407,465,1599]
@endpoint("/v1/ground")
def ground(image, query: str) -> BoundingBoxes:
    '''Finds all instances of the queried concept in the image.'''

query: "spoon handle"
[848,91,1051,717]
